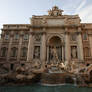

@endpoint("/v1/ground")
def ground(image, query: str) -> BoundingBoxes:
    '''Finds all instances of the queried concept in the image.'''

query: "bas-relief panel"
[34,34,41,42]
[66,18,80,25]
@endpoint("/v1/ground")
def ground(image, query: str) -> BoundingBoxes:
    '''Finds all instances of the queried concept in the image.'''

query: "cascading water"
[73,77,77,86]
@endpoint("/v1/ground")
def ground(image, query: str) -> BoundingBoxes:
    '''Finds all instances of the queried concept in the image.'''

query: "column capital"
[78,27,81,30]
[19,31,24,37]
[64,27,70,34]
[77,27,82,32]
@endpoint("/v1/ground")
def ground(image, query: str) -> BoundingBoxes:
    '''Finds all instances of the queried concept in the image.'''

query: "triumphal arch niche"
[27,6,84,70]
[47,35,64,64]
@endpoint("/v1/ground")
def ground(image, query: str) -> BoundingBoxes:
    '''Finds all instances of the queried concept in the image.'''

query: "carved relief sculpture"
[34,34,41,42]
[42,17,47,25]
[34,46,40,59]
[48,6,63,16]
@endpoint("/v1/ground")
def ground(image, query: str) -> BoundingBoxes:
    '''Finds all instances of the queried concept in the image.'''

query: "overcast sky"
[0,0,92,33]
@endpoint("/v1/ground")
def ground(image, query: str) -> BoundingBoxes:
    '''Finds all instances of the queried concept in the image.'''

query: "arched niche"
[47,35,64,64]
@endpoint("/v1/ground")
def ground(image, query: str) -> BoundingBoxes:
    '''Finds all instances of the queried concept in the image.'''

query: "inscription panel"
[47,19,65,26]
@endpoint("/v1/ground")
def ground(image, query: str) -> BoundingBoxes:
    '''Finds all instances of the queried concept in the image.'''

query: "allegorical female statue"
[71,46,77,58]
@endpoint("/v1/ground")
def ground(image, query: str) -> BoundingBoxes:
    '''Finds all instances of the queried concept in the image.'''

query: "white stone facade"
[0,6,92,72]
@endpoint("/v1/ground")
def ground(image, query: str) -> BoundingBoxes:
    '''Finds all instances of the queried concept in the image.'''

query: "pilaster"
[41,28,46,68]
[27,29,34,62]
[0,34,3,56]
[89,36,92,57]
[7,34,13,61]
[65,28,70,62]
[17,32,23,61]
[77,28,84,61]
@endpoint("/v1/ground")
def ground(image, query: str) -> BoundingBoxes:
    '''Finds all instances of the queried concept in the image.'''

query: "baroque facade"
[0,6,92,72]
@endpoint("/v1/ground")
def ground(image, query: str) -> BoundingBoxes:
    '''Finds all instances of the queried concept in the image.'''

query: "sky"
[0,0,92,33]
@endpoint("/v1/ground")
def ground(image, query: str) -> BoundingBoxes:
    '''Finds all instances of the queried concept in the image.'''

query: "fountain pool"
[0,84,92,92]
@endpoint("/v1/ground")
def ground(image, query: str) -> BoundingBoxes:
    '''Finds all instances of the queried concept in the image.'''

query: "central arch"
[47,36,64,64]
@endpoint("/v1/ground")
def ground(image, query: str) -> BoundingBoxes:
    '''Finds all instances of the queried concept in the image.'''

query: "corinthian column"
[7,33,13,61]
[17,32,23,61]
[27,29,33,62]
[0,33,3,56]
[41,29,46,68]
[62,46,64,61]
[65,28,70,62]
[77,28,84,61]
[89,36,92,56]
[41,33,46,61]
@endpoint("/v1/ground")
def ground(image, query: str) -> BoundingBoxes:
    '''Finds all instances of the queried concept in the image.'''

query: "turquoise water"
[0,84,92,92]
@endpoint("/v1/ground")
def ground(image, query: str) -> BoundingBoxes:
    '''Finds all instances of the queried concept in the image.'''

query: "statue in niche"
[71,46,77,58]
[32,46,41,69]
[51,47,59,64]
[34,34,41,42]
[34,46,40,59]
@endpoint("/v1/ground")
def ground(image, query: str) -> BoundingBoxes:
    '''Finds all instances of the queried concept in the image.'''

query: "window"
[83,33,88,40]
[1,47,7,57]
[11,47,17,57]
[24,34,29,40]
[5,34,9,40]
[14,34,19,40]
[21,47,27,57]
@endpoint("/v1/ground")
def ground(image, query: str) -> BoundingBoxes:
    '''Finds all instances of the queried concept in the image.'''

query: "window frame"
[14,33,19,40]
[11,47,17,57]
[23,34,29,40]
[1,47,7,57]
[5,34,9,40]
